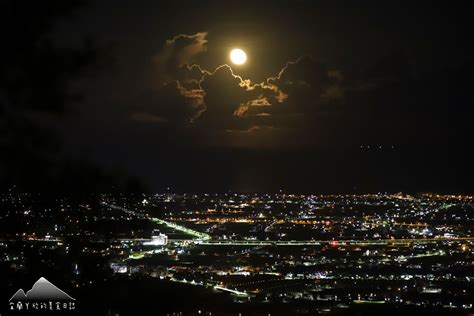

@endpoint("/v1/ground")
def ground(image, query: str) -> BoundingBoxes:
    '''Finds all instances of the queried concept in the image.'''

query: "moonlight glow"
[230,48,247,65]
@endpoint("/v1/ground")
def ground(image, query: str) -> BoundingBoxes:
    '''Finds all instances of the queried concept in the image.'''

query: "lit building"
[143,230,168,246]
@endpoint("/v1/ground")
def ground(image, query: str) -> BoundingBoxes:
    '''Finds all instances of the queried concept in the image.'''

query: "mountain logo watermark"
[9,277,76,312]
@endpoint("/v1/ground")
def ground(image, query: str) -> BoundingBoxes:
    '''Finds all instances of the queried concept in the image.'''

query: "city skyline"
[1,191,473,315]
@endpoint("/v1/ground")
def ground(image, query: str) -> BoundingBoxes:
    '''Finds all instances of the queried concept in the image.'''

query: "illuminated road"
[150,217,210,240]
[214,286,248,296]
[194,237,474,246]
[102,202,211,240]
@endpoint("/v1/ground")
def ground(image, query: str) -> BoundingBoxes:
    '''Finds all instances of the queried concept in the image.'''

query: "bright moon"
[230,48,247,65]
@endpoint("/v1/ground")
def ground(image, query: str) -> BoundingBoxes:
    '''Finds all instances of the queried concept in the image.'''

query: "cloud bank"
[141,32,352,138]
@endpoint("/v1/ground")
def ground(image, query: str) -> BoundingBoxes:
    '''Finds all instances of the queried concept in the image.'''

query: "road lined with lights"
[193,237,474,246]
[102,202,211,240]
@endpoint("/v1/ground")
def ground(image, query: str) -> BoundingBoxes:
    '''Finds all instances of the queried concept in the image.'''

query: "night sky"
[1,1,473,193]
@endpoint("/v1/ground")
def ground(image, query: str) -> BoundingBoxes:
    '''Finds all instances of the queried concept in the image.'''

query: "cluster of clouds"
[132,32,350,135]
[131,31,464,148]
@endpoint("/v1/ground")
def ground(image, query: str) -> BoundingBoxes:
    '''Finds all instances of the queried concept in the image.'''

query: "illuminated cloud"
[148,33,351,134]
[233,97,271,118]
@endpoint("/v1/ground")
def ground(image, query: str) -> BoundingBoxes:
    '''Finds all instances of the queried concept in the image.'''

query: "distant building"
[110,263,128,274]
[143,229,168,246]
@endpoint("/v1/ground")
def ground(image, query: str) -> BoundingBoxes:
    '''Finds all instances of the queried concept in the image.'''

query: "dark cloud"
[154,32,208,77]
[267,56,342,108]
[130,112,167,124]
[131,80,204,125]
[176,64,206,90]
[197,65,250,130]
[131,34,211,125]
[225,125,275,134]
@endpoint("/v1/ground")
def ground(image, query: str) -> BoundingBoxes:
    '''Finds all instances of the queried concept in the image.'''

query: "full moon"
[230,48,247,65]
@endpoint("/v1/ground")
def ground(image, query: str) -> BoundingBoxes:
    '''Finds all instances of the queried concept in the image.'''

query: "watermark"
[9,277,76,312]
